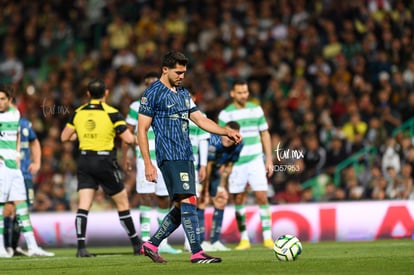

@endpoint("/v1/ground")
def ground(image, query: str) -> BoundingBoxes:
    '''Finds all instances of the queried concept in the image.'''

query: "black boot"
[76,248,96,257]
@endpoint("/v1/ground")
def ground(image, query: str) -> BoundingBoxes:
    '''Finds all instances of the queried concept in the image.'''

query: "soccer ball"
[273,234,302,261]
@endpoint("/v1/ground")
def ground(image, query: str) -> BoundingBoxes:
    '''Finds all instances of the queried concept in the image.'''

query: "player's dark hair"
[162,51,188,68]
[87,79,106,99]
[0,84,14,98]
[232,79,247,88]
[226,121,240,131]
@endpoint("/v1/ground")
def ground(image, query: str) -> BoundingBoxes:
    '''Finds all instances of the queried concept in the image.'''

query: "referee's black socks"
[118,210,142,247]
[75,209,89,249]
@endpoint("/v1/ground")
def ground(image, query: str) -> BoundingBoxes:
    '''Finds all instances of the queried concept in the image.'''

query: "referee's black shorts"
[77,150,124,196]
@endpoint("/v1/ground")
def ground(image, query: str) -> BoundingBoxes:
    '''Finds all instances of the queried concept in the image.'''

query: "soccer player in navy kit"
[199,121,243,252]
[138,51,242,264]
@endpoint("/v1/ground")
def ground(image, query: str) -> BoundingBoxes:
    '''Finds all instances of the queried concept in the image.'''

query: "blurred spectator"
[302,133,326,181]
[323,32,342,60]
[290,0,309,31]
[134,6,159,41]
[332,186,347,201]
[50,174,70,211]
[366,117,388,148]
[53,18,74,54]
[399,136,412,162]
[22,43,40,82]
[319,182,338,202]
[106,14,133,51]
[163,8,187,35]
[94,36,115,73]
[273,179,302,204]
[38,25,55,58]
[402,58,414,92]
[324,136,348,176]
[347,131,366,155]
[330,80,351,126]
[301,187,315,203]
[111,47,137,72]
[318,113,341,150]
[0,42,23,84]
[363,165,383,196]
[330,55,352,87]
[32,191,53,212]
[405,147,414,179]
[370,175,388,200]
[381,137,401,177]
[341,112,368,144]
[385,166,401,199]
[110,73,137,107]
[400,92,414,122]
[341,166,364,200]
[307,54,332,85]
[396,163,413,199]
[375,87,401,134]
[346,177,365,200]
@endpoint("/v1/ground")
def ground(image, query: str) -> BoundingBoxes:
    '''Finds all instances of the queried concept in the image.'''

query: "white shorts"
[0,161,27,202]
[136,157,168,196]
[228,156,268,194]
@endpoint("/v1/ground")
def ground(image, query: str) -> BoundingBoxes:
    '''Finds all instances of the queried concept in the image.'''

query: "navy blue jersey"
[208,134,244,169]
[139,80,199,166]
[20,118,37,180]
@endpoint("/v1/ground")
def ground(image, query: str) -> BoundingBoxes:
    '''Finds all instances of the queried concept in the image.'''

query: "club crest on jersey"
[181,121,188,132]
[140,97,148,105]
[22,128,29,137]
[180,172,189,182]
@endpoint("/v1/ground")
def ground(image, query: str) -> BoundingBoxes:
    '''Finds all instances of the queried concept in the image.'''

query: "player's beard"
[168,76,182,88]
[235,98,247,108]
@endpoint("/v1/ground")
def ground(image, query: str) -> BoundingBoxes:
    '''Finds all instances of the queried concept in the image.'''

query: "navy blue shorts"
[159,160,196,201]
[209,178,220,197]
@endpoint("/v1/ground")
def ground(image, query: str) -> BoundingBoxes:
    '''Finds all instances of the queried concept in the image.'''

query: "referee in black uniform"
[61,78,143,257]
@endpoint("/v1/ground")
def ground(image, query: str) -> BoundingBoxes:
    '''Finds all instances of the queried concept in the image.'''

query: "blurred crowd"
[1,0,414,212]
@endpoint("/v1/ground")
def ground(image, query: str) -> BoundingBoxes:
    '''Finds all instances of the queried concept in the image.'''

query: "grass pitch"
[0,239,412,274]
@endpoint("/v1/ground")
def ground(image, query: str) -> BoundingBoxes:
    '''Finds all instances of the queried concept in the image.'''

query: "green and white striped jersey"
[218,102,268,165]
[126,100,156,160]
[0,106,20,169]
